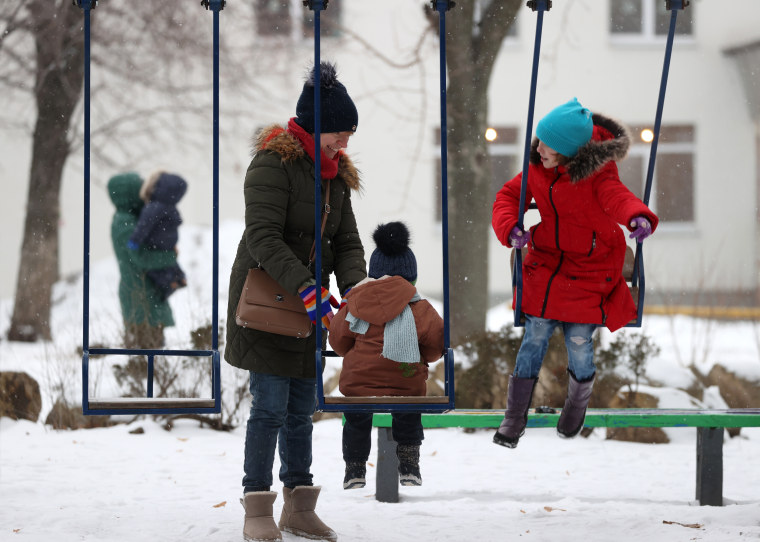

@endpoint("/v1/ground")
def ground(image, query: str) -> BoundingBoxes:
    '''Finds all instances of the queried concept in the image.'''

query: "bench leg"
[375,427,399,503]
[696,427,723,506]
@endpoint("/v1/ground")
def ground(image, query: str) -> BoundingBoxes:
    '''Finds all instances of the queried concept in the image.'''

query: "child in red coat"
[329,222,444,489]
[491,98,658,448]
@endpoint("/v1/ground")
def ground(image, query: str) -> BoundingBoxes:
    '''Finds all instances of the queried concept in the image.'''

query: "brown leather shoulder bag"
[234,180,331,338]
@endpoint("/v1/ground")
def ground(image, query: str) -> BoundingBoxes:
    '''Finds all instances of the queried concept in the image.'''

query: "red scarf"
[287,118,341,180]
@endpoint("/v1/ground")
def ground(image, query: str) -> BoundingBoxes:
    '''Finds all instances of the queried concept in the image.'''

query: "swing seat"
[82,349,222,415]
[324,396,451,405]
[88,398,217,410]
[317,349,456,413]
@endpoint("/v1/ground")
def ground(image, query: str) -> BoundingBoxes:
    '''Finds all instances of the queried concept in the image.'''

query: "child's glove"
[298,285,340,329]
[629,216,652,243]
[509,225,530,249]
[126,240,139,251]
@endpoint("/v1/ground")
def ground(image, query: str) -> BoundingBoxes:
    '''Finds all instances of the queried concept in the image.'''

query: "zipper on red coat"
[587,232,597,257]
[541,252,564,318]
[540,171,563,318]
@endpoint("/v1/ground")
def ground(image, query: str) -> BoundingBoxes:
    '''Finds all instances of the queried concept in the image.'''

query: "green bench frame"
[369,408,760,505]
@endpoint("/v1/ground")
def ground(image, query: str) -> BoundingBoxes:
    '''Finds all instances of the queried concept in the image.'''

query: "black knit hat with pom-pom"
[295,61,358,134]
[368,222,417,283]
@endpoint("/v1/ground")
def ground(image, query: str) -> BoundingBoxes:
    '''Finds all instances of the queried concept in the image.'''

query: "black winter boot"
[493,375,538,448]
[343,461,366,490]
[396,444,422,487]
[557,372,595,439]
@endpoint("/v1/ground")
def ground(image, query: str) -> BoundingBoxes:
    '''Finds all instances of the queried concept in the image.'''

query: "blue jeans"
[342,412,423,463]
[243,372,316,493]
[514,315,596,381]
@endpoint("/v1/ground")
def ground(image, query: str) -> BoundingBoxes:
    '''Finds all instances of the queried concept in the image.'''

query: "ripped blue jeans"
[514,315,596,381]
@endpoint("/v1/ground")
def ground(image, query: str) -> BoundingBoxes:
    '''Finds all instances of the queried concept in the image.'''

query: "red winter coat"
[492,113,658,331]
[329,276,445,397]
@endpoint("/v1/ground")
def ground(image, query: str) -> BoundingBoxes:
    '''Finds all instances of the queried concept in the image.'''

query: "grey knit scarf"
[346,293,421,363]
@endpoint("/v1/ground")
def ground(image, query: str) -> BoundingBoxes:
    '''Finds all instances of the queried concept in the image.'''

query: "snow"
[1,222,760,541]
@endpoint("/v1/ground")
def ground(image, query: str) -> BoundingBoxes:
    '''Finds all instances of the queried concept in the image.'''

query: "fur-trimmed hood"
[530,112,631,183]
[252,123,361,191]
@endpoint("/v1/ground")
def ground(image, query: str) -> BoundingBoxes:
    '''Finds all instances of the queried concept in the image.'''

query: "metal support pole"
[75,0,96,409]
[630,0,687,324]
[514,0,550,326]
[147,354,155,398]
[203,0,225,352]
[696,427,723,506]
[376,426,399,503]
[305,0,328,405]
[433,0,453,352]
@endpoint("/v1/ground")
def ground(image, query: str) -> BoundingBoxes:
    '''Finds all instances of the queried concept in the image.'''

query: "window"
[255,0,292,37]
[610,0,693,41]
[254,0,342,40]
[618,125,695,223]
[433,126,520,221]
[302,0,342,38]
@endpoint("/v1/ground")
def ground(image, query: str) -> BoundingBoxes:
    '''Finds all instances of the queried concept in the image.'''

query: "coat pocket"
[557,223,598,255]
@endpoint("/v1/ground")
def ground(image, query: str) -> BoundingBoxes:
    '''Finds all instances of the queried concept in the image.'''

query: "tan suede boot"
[278,486,337,541]
[242,491,282,541]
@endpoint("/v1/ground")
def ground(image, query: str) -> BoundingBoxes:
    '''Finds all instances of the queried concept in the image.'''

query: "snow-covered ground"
[1,222,759,541]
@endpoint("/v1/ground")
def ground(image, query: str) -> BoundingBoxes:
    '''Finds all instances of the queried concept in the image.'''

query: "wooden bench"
[369,408,760,505]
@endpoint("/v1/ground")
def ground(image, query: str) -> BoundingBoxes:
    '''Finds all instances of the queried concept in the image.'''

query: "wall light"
[640,128,654,143]
[485,127,498,142]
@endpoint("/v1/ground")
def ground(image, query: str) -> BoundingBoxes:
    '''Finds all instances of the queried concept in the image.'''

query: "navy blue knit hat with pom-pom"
[295,61,358,134]
[369,222,417,283]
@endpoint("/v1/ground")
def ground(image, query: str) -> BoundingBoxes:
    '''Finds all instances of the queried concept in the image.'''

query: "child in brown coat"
[329,222,445,489]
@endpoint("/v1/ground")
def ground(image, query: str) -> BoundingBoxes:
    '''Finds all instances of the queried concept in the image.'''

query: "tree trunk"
[446,72,490,345]
[438,1,521,345]
[8,1,84,342]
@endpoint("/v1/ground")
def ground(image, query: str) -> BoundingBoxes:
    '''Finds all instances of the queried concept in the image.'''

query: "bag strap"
[308,178,331,264]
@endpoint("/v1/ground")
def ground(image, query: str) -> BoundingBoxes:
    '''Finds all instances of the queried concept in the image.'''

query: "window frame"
[621,124,697,230]
[253,0,342,41]
[609,0,695,47]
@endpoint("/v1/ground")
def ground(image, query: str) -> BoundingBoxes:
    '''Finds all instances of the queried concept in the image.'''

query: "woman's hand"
[298,285,340,329]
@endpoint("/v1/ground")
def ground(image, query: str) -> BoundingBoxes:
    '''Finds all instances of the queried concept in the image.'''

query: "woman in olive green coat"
[226,62,366,542]
[108,172,177,348]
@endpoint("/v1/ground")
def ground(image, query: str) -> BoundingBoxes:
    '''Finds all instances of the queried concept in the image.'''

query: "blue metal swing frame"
[513,0,690,328]
[77,0,225,416]
[310,0,456,413]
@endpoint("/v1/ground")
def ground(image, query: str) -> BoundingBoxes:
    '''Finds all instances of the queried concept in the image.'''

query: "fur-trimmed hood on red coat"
[530,112,631,184]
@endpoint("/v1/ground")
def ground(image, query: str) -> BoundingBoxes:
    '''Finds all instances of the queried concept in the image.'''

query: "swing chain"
[200,0,226,10]
[665,0,690,10]
[72,0,97,9]
[429,0,455,11]
[526,0,552,11]
[303,0,330,10]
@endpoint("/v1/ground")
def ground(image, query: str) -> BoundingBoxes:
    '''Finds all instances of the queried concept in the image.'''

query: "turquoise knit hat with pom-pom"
[536,98,593,158]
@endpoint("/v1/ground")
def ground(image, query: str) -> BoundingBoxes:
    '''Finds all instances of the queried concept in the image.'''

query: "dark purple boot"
[556,372,595,439]
[493,375,537,448]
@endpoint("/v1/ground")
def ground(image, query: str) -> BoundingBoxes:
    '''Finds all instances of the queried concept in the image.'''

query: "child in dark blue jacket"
[127,171,188,299]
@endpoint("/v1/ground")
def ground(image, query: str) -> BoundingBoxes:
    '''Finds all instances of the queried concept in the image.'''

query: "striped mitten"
[298,285,339,329]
